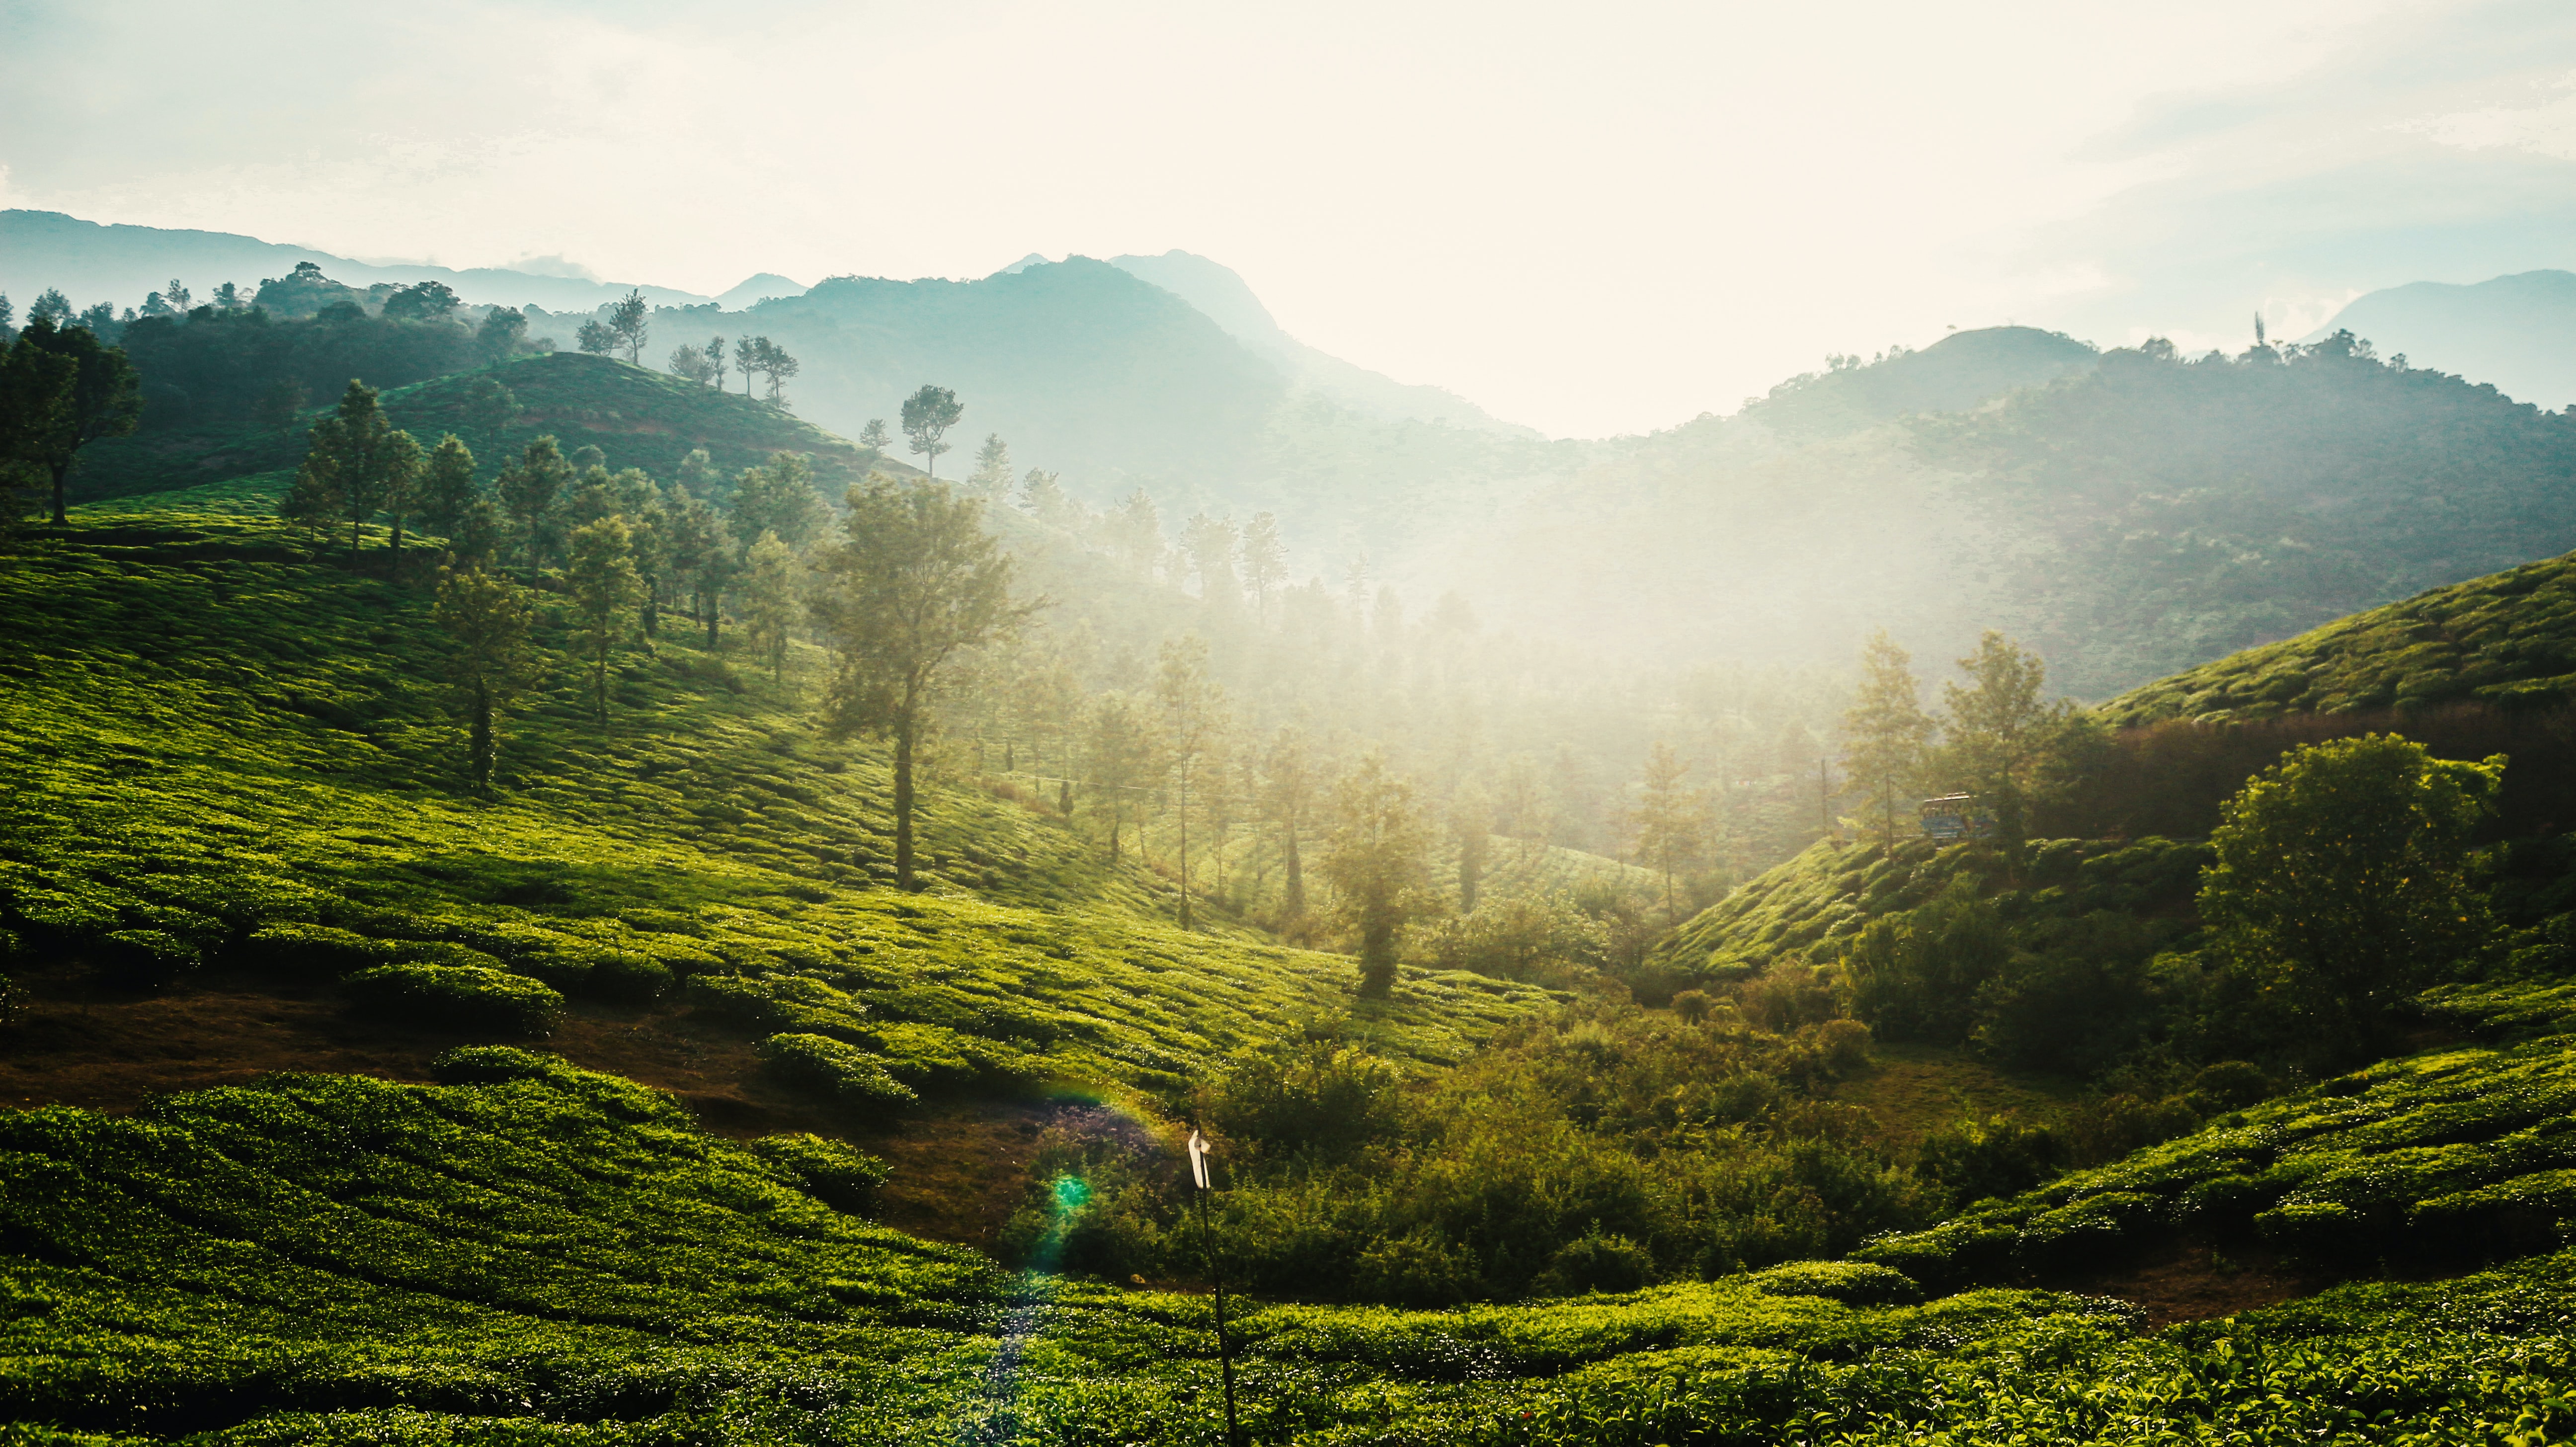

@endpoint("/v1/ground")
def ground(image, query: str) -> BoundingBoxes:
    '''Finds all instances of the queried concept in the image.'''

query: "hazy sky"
[3,0,2571,436]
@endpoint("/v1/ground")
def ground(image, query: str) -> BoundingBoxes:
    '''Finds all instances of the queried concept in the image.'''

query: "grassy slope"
[7,1050,2575,1444]
[1859,1033,2576,1290]
[1648,836,2207,977]
[0,509,1552,1107]
[71,352,909,506]
[2098,546,2576,726]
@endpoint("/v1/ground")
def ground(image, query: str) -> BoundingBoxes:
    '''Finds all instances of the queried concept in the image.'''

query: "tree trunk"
[469,681,494,789]
[704,588,721,650]
[592,644,609,727]
[893,685,918,890]
[391,510,405,564]
[1357,920,1396,999]
[1281,817,1305,920]
[350,515,362,567]
[1177,766,1193,930]
[48,460,70,526]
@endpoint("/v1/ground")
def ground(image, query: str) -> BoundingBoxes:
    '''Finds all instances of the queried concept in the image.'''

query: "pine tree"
[565,516,644,727]
[965,433,1012,495]
[1321,752,1439,1000]
[434,565,542,790]
[1842,630,1935,848]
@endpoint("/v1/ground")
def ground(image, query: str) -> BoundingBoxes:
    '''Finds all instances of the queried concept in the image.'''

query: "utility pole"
[1187,1130,1242,1447]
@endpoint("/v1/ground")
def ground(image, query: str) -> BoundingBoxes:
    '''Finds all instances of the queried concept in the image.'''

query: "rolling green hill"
[71,352,902,507]
[0,508,1551,1123]
[2097,547,2576,725]
[9,1046,2576,1443]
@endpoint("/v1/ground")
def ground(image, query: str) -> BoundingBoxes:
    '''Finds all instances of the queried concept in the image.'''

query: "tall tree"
[742,529,799,686]
[606,289,650,364]
[1451,780,1494,914]
[734,336,762,395]
[1628,741,1707,916]
[383,281,459,322]
[416,436,480,541]
[1154,636,1227,929]
[899,385,963,481]
[434,565,542,791]
[1239,512,1287,618]
[11,317,141,524]
[758,341,800,406]
[1111,488,1162,574]
[495,435,573,571]
[1938,630,2080,872]
[565,516,645,727]
[476,307,528,360]
[858,418,892,467]
[1082,692,1159,863]
[297,379,422,565]
[1842,630,1936,848]
[575,319,614,356]
[28,290,73,326]
[665,486,731,648]
[1021,468,1072,526]
[667,341,714,386]
[1320,752,1439,1000]
[964,433,1012,495]
[1182,513,1241,605]
[1263,724,1317,922]
[0,336,75,535]
[463,377,518,460]
[810,478,1040,889]
[728,453,828,553]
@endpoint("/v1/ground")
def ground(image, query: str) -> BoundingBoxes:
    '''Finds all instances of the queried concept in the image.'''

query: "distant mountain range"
[2306,269,2576,412]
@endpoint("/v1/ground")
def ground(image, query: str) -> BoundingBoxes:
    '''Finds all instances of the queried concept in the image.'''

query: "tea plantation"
[8,1047,2576,1445]
[2098,545,2576,725]
[0,509,1552,1105]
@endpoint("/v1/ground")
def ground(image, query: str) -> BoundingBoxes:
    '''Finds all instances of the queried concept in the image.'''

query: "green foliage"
[758,1031,919,1105]
[2202,734,2505,1060]
[343,961,564,1034]
[5,1056,2576,1442]
[0,512,1556,1105]
[1862,1033,2576,1287]
[747,1131,891,1213]
[71,352,889,510]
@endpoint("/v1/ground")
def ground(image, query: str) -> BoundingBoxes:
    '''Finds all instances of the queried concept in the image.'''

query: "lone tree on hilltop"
[566,515,645,727]
[1843,630,1935,848]
[606,289,650,364]
[575,319,613,356]
[858,418,891,466]
[1321,751,1439,999]
[900,385,963,481]
[965,433,1012,495]
[9,317,140,524]
[434,565,543,791]
[2202,734,2503,1062]
[810,477,1041,889]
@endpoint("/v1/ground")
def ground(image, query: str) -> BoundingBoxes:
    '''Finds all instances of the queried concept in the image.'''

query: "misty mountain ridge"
[2305,269,2576,413]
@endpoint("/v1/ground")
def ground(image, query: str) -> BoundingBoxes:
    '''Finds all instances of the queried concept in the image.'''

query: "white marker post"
[1187,1129,1241,1447]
